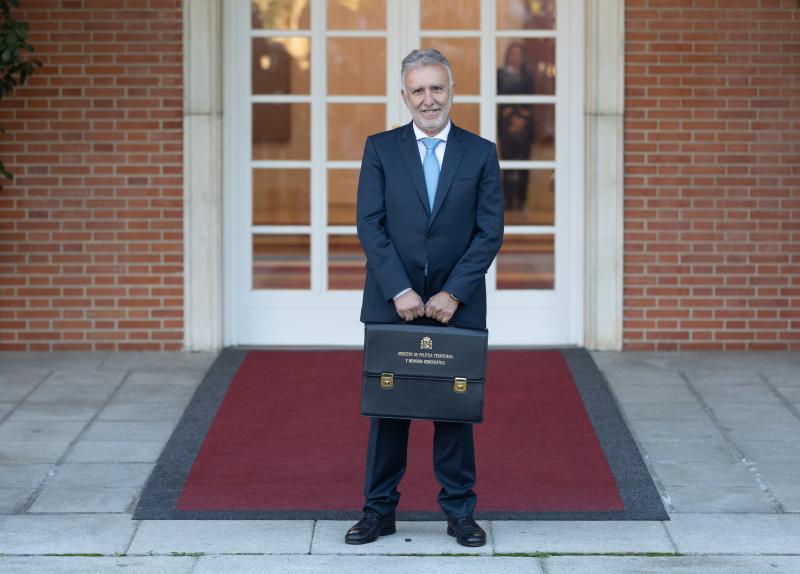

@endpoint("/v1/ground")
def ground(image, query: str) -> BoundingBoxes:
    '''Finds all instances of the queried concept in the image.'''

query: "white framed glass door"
[223,0,583,346]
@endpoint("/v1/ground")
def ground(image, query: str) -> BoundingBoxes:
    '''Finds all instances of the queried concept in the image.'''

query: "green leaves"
[0,160,14,181]
[0,1,40,191]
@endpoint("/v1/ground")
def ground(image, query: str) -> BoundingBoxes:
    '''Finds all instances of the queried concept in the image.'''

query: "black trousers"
[362,417,477,518]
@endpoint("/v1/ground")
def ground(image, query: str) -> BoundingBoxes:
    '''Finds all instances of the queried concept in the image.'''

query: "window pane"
[328,0,385,30]
[253,235,310,289]
[329,235,365,290]
[253,169,310,226]
[496,104,554,161]
[252,0,310,30]
[253,103,310,161]
[421,37,479,95]
[496,234,554,290]
[451,103,479,135]
[252,37,310,95]
[328,38,386,96]
[496,0,556,30]
[328,169,359,225]
[328,104,385,161]
[422,0,479,30]
[497,38,555,96]
[503,169,554,225]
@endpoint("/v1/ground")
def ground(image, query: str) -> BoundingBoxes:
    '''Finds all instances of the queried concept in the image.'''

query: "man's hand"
[394,290,425,322]
[425,291,459,324]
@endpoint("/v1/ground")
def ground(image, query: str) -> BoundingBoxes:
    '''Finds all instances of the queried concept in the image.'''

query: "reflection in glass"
[329,235,366,290]
[252,37,310,95]
[253,103,310,160]
[496,234,554,290]
[328,0,385,30]
[496,0,556,30]
[328,104,385,161]
[497,39,555,96]
[422,0,479,30]
[451,103,479,135]
[253,169,310,226]
[420,37,479,95]
[328,38,386,96]
[502,169,554,225]
[496,104,554,162]
[253,234,310,289]
[252,0,310,30]
[328,169,359,225]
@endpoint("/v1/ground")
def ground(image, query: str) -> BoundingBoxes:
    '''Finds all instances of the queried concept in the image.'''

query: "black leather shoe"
[446,516,486,547]
[345,508,396,545]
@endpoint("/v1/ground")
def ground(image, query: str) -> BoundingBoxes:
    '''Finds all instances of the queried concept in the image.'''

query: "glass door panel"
[326,0,387,302]
[328,0,385,29]
[450,103,480,136]
[328,235,366,290]
[253,169,310,225]
[327,104,386,161]
[421,0,480,30]
[252,37,311,95]
[327,169,359,225]
[495,0,556,30]
[251,0,311,30]
[496,104,555,162]
[327,38,386,95]
[496,234,554,290]
[494,0,557,301]
[497,38,555,96]
[253,235,311,289]
[500,168,554,226]
[252,103,311,160]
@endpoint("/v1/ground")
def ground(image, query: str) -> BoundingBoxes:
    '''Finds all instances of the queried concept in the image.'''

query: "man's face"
[401,64,454,136]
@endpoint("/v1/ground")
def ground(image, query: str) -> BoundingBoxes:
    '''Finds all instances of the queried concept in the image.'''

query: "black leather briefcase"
[361,323,488,424]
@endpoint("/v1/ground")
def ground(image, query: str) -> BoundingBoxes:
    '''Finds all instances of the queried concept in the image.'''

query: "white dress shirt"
[412,120,450,168]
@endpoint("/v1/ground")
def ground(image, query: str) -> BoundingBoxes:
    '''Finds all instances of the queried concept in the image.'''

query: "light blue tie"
[421,137,442,211]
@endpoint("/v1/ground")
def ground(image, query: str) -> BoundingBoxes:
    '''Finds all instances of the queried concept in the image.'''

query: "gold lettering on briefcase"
[397,349,453,366]
[420,336,433,350]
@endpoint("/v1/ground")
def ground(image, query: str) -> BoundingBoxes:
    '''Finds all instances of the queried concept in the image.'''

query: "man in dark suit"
[346,49,504,547]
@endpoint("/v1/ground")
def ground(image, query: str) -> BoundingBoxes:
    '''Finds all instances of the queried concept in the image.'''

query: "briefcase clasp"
[454,377,467,393]
[380,373,394,389]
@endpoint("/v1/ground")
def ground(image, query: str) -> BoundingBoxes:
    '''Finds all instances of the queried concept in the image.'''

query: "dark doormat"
[133,347,668,521]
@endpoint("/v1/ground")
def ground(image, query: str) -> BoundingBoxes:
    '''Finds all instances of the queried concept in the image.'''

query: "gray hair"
[400,48,454,90]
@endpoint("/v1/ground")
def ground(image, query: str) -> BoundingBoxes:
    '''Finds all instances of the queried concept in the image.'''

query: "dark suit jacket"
[356,121,504,330]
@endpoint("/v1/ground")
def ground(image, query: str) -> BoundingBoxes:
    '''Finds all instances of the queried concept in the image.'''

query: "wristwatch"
[448,292,460,302]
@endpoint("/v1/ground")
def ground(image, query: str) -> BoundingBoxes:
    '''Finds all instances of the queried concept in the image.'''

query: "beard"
[410,100,452,133]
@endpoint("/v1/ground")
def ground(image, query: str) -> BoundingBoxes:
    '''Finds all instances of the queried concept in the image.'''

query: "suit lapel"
[398,122,431,215]
[429,122,466,227]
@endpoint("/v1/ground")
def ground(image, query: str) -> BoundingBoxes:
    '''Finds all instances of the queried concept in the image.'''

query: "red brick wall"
[624,0,800,350]
[0,1,183,351]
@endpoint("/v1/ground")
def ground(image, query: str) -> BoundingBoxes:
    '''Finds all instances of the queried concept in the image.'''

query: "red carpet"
[176,350,623,513]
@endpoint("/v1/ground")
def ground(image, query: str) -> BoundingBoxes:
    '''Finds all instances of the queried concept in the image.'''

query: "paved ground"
[0,350,798,573]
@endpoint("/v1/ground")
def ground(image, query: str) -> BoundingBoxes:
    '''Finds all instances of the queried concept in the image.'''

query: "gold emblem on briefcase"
[420,336,433,350]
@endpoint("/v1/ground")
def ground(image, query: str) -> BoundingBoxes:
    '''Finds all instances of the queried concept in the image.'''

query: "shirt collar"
[413,119,451,142]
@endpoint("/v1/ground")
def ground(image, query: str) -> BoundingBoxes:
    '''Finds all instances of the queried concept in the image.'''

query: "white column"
[183,0,223,351]
[584,0,625,350]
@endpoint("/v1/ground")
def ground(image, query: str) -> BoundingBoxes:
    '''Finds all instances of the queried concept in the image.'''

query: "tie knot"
[422,137,441,152]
